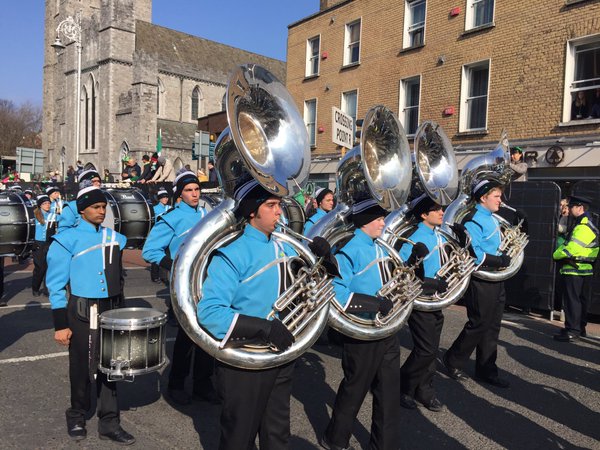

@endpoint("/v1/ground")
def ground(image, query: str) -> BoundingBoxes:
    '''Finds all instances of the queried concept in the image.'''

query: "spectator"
[557,198,570,245]
[509,147,528,182]
[148,156,175,183]
[75,160,84,177]
[196,168,208,182]
[103,169,114,183]
[121,156,141,182]
[591,88,600,119]
[571,91,589,120]
[129,170,139,182]
[66,166,76,183]
[207,160,218,183]
[138,155,153,182]
[184,164,191,171]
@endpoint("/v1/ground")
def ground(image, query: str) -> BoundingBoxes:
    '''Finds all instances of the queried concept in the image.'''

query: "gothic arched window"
[84,86,89,150]
[157,78,165,117]
[221,92,226,111]
[191,86,202,120]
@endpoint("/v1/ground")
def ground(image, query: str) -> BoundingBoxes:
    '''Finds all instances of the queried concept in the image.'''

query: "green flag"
[156,128,162,154]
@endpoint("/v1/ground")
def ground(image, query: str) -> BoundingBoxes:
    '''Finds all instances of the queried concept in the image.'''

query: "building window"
[460,60,490,131]
[399,76,421,135]
[344,19,361,66]
[304,99,317,147]
[84,86,89,150]
[191,86,203,121]
[91,82,96,149]
[466,0,494,30]
[403,0,426,49]
[564,36,600,121]
[157,78,165,117]
[306,36,320,77]
[342,90,358,142]
[221,93,227,111]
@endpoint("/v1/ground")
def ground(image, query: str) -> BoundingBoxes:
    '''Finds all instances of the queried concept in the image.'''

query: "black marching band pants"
[325,334,401,450]
[401,309,444,402]
[215,360,295,450]
[446,278,505,378]
[168,327,215,394]
[66,295,120,433]
[562,275,591,334]
[31,241,50,292]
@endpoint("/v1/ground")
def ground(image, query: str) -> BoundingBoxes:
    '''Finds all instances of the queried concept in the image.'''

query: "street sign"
[209,142,216,160]
[193,131,211,160]
[332,107,354,148]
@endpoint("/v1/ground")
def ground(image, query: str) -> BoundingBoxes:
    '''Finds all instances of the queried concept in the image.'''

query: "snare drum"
[99,307,167,381]
[102,188,154,249]
[0,191,35,257]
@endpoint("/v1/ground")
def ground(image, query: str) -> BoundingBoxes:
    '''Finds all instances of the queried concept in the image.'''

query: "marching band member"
[321,196,399,450]
[31,195,58,297]
[47,187,135,445]
[59,169,102,231]
[142,171,217,405]
[398,196,449,412]
[197,179,303,450]
[150,188,172,283]
[303,187,334,234]
[45,186,63,228]
[443,180,512,388]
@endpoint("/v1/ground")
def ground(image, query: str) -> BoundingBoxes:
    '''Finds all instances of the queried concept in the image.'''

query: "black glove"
[267,319,295,351]
[436,278,449,293]
[308,236,331,258]
[406,242,429,266]
[483,253,511,268]
[421,277,448,295]
[450,223,469,248]
[346,293,381,314]
[377,297,394,316]
[159,255,173,271]
[513,209,529,234]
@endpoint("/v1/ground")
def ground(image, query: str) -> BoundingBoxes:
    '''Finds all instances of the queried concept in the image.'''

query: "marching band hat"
[568,195,592,207]
[472,180,502,201]
[24,189,33,196]
[76,186,106,212]
[156,188,170,200]
[45,185,61,196]
[233,179,276,219]
[315,187,333,205]
[410,194,441,220]
[11,184,23,191]
[78,169,101,183]
[173,171,200,197]
[36,195,50,207]
[351,195,388,228]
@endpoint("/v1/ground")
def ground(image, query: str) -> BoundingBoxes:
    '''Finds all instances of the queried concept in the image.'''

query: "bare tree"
[0,99,42,156]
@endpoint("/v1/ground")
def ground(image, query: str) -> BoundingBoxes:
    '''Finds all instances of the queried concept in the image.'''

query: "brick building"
[43,0,285,178]
[287,0,600,188]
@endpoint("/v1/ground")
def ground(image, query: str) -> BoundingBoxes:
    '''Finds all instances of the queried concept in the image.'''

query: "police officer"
[142,171,216,405]
[553,195,599,341]
[398,196,450,412]
[46,186,135,444]
[59,169,102,231]
[304,187,334,234]
[198,179,300,450]
[321,196,398,450]
[149,188,172,283]
[443,180,512,388]
[31,195,57,297]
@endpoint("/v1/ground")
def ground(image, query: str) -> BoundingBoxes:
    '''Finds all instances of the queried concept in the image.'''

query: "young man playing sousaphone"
[321,195,400,450]
[47,187,134,444]
[443,180,512,388]
[197,178,334,450]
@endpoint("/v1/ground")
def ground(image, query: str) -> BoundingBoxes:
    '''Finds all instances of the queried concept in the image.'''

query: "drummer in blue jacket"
[149,188,172,282]
[45,185,64,224]
[58,169,102,232]
[398,195,450,413]
[303,187,334,234]
[197,178,304,450]
[47,186,135,445]
[142,171,216,406]
[321,195,399,450]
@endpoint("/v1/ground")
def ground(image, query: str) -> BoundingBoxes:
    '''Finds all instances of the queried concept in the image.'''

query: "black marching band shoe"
[417,396,444,412]
[67,424,86,441]
[553,330,580,342]
[474,375,510,389]
[99,427,136,446]
[442,353,468,381]
[400,393,418,409]
[319,434,356,450]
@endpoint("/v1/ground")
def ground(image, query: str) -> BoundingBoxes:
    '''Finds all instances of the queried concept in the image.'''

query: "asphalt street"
[0,252,599,449]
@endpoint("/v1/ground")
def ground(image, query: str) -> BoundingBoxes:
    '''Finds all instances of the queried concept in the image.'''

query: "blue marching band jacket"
[464,204,502,265]
[303,208,327,234]
[47,220,127,329]
[333,229,392,313]
[197,224,298,346]
[153,203,172,219]
[35,209,62,242]
[399,222,446,278]
[57,200,79,232]
[142,201,207,265]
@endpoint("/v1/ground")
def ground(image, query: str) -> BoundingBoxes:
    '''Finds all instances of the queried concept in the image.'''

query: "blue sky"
[0,0,319,106]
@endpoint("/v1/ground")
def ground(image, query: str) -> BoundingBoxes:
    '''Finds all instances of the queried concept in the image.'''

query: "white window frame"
[341,89,358,143]
[399,75,421,136]
[403,0,426,49]
[304,98,318,147]
[563,34,600,122]
[343,19,362,66]
[459,59,491,132]
[306,35,321,77]
[465,0,494,31]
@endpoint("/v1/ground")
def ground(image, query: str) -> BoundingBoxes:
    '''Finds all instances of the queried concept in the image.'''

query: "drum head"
[100,307,167,330]
[0,192,35,257]
[102,188,154,249]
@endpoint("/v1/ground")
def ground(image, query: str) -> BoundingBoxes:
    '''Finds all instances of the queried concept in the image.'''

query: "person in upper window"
[571,91,589,120]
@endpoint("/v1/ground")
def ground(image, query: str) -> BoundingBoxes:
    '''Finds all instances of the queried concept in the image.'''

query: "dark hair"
[142,154,150,161]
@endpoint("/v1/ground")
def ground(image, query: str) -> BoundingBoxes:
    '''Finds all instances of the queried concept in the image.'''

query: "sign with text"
[332,107,354,148]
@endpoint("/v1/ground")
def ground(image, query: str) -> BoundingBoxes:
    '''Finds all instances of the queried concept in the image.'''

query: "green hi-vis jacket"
[553,214,599,276]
